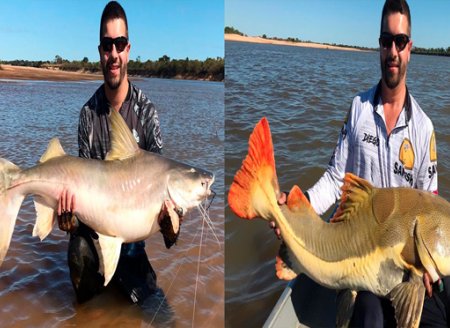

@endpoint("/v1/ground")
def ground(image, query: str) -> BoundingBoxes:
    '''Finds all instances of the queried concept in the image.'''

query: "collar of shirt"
[372,80,412,130]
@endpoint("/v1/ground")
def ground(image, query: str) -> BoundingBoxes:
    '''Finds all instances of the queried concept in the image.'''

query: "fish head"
[167,165,215,214]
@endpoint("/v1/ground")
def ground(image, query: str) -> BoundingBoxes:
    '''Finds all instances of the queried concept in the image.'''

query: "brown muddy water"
[225,41,450,327]
[0,78,224,327]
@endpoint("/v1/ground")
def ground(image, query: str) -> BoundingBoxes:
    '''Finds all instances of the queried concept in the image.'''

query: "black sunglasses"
[379,33,410,52]
[100,36,128,53]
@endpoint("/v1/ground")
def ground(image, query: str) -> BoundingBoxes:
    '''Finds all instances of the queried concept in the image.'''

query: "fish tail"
[0,158,24,266]
[228,117,280,220]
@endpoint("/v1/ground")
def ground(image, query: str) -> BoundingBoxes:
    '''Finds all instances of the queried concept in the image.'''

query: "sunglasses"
[100,36,128,53]
[379,33,410,52]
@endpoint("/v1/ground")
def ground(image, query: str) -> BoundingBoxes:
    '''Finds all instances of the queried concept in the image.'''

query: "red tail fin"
[228,117,279,219]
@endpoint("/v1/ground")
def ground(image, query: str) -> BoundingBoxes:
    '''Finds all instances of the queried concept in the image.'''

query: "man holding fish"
[272,0,449,326]
[57,1,165,305]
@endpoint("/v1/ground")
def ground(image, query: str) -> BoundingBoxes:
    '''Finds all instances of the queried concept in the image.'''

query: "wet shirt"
[78,82,163,159]
[307,82,438,215]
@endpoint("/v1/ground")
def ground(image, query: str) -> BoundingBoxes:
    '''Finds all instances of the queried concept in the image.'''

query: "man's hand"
[423,271,442,298]
[269,191,288,239]
[57,189,78,233]
[277,191,287,206]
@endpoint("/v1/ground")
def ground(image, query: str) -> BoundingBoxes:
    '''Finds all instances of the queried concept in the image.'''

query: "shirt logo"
[430,131,437,162]
[362,133,379,147]
[399,138,414,170]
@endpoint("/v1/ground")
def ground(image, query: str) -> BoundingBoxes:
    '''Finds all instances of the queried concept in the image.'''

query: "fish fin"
[39,138,66,163]
[228,117,280,220]
[275,256,297,280]
[94,233,123,286]
[331,173,374,223]
[105,108,139,161]
[414,217,440,282]
[32,197,55,240]
[286,185,314,212]
[388,280,425,328]
[276,243,297,280]
[336,289,357,328]
[0,158,24,266]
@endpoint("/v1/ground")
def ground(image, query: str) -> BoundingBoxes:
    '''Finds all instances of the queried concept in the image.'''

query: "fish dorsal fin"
[105,108,139,161]
[39,138,66,163]
[331,173,373,223]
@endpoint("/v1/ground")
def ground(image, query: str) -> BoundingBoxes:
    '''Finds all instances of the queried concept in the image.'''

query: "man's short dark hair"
[380,0,411,36]
[100,1,128,41]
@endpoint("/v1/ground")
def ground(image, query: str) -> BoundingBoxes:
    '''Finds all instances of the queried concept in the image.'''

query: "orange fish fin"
[228,117,280,220]
[331,173,373,223]
[275,255,297,281]
[286,185,313,212]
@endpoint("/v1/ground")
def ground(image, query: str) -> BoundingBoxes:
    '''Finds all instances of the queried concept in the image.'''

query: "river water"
[0,77,224,327]
[225,41,450,327]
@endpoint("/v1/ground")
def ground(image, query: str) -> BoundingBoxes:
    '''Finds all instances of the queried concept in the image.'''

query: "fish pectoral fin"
[388,280,425,328]
[414,216,440,282]
[336,289,357,328]
[94,233,123,286]
[32,197,55,241]
[276,243,297,280]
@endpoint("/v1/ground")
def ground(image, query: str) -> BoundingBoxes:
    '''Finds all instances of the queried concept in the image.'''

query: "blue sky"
[0,0,224,62]
[225,0,450,49]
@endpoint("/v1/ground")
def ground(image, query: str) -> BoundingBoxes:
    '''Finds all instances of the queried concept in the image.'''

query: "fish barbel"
[228,117,450,328]
[0,109,214,285]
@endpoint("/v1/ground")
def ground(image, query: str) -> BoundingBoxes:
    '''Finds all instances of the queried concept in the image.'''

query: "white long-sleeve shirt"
[307,82,438,215]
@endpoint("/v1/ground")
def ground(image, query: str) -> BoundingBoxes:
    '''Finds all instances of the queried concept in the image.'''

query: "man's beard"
[102,58,127,90]
[381,56,406,89]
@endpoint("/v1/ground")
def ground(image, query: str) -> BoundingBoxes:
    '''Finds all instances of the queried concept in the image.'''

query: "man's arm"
[78,106,92,159]
[416,127,438,194]
[306,107,353,215]
[143,103,163,154]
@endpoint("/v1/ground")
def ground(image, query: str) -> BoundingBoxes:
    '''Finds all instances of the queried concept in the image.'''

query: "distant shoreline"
[225,33,371,52]
[0,64,224,82]
[0,64,102,82]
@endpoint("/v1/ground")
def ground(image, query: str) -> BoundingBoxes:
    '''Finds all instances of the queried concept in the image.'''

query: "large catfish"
[0,109,214,285]
[228,117,450,328]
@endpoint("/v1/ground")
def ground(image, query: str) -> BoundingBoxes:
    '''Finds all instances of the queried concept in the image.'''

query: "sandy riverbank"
[0,64,102,81]
[225,33,369,52]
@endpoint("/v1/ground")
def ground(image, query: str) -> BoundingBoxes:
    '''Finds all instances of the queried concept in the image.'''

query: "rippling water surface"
[0,77,224,327]
[225,41,450,327]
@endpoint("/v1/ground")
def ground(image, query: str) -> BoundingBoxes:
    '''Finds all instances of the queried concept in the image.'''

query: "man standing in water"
[274,0,449,325]
[57,1,165,305]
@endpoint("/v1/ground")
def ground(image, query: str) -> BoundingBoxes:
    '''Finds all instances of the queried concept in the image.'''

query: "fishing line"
[149,200,218,326]
[198,201,221,249]
[149,217,201,326]
[192,206,206,327]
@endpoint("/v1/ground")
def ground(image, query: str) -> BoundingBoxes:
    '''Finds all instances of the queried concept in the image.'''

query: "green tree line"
[225,26,244,36]
[1,55,224,81]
